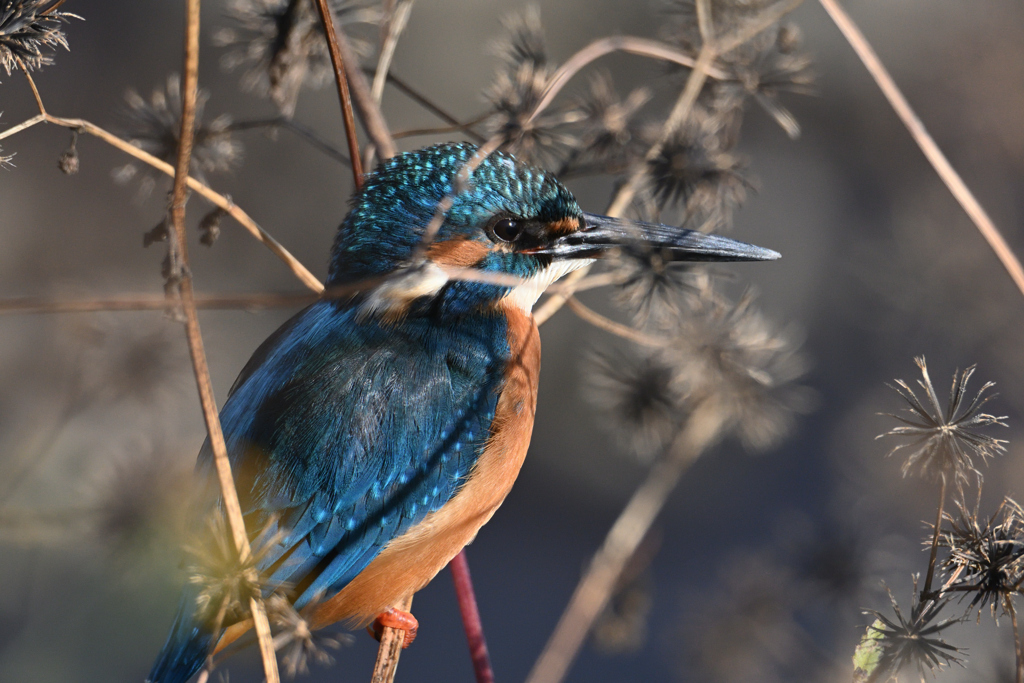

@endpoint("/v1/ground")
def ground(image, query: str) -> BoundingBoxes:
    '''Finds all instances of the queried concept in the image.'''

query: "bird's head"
[328,142,778,317]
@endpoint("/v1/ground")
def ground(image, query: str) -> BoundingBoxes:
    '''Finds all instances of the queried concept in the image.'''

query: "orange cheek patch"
[546,217,580,236]
[427,238,491,268]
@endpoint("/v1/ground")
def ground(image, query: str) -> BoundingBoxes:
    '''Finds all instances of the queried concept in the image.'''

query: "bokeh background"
[2,0,1024,681]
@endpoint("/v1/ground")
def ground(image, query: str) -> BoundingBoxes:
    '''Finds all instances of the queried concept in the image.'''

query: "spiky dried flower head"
[116,74,242,191]
[267,594,349,677]
[940,496,1024,619]
[611,244,700,326]
[559,72,650,177]
[484,5,577,167]
[644,107,752,229]
[215,0,380,118]
[0,0,81,75]
[878,357,1008,484]
[865,581,964,681]
[711,24,814,139]
[588,347,686,459]
[667,282,809,451]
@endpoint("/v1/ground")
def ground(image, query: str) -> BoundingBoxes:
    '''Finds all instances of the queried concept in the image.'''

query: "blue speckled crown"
[327,143,581,285]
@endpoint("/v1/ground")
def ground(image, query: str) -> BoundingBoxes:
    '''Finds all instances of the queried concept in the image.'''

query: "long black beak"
[531,212,781,262]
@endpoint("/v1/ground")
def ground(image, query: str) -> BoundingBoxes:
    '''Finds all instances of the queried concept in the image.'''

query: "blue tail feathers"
[147,595,214,683]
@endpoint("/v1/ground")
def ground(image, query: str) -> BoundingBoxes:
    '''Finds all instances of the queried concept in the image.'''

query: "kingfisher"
[148,142,778,683]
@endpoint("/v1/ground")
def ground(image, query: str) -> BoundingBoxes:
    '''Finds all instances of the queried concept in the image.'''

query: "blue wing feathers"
[151,301,509,682]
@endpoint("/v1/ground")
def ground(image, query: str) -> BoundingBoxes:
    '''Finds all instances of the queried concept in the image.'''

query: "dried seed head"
[199,207,226,247]
[940,496,1024,619]
[493,4,547,69]
[667,283,810,451]
[267,594,350,676]
[560,72,650,177]
[865,581,965,680]
[0,0,81,75]
[58,129,79,174]
[0,144,13,169]
[878,357,1008,484]
[612,245,698,326]
[215,0,380,118]
[588,347,686,459]
[644,107,752,230]
[120,74,243,188]
[185,513,282,625]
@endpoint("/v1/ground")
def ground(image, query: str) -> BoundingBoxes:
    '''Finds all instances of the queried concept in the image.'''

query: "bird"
[147,142,778,683]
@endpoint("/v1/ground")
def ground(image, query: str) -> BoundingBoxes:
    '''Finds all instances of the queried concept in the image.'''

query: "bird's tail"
[147,593,214,683]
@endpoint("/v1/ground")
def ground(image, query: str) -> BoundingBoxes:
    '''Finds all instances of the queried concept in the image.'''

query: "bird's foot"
[368,607,419,649]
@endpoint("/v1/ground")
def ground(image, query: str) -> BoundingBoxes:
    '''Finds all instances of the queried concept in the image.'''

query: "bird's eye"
[491,218,522,243]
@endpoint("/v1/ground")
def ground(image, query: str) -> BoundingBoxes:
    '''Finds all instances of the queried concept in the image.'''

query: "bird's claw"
[368,607,419,649]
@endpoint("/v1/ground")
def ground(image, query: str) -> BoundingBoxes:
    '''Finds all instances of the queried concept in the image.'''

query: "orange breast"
[307,304,542,629]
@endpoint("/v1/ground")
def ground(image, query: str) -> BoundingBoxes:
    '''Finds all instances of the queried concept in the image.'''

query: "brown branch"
[526,397,727,683]
[450,551,495,683]
[0,111,323,292]
[922,475,947,598]
[335,27,397,159]
[168,2,279,681]
[818,0,1024,300]
[370,595,414,683]
[313,0,364,187]
[1008,596,1024,683]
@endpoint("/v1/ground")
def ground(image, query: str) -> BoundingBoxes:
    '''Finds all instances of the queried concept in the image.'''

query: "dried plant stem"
[535,0,802,326]
[817,0,1024,300]
[371,594,414,683]
[525,399,727,683]
[450,551,495,683]
[168,3,279,681]
[371,0,414,103]
[228,117,351,165]
[334,27,397,159]
[531,36,728,119]
[566,296,664,347]
[0,110,323,292]
[922,475,947,598]
[16,57,46,114]
[313,0,364,186]
[1007,596,1024,683]
[381,72,487,143]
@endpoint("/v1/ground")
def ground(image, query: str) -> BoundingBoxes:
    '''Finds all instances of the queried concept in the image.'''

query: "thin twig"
[817,0,1024,300]
[168,3,279,680]
[922,475,947,598]
[565,296,664,347]
[371,0,414,103]
[1,108,323,292]
[528,36,729,122]
[370,595,414,683]
[16,57,46,115]
[227,117,351,165]
[313,0,364,186]
[450,551,495,683]
[526,397,727,683]
[391,113,489,141]
[335,27,397,159]
[381,71,487,143]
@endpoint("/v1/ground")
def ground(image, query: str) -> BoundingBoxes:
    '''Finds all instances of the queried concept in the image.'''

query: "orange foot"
[369,607,419,649]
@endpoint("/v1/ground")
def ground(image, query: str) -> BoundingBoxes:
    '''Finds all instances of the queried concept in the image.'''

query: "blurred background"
[1,0,1024,681]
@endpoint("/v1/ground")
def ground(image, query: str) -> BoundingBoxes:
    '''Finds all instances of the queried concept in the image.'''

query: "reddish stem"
[450,550,495,683]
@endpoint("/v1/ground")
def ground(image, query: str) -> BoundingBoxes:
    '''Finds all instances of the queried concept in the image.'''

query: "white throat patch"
[502,258,594,313]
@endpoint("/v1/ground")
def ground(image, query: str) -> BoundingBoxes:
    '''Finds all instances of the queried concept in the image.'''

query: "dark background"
[1,0,1023,681]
